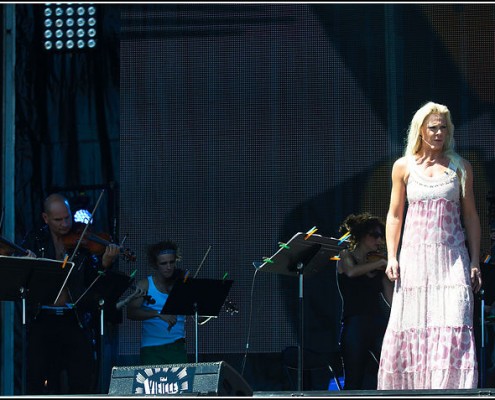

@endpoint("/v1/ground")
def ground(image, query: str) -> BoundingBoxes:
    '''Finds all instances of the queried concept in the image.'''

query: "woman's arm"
[381,273,394,306]
[337,249,387,278]
[460,159,482,293]
[116,286,146,311]
[385,157,407,281]
[125,279,158,321]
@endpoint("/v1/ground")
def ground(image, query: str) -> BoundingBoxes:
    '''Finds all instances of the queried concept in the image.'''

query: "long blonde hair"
[404,101,466,196]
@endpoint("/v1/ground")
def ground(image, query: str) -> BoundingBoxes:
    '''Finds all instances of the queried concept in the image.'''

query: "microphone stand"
[480,289,486,388]
[20,287,27,395]
[98,298,106,393]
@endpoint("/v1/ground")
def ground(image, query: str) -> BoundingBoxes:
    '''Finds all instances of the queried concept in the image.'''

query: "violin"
[127,285,156,304]
[364,251,388,278]
[366,250,387,262]
[62,222,136,262]
[0,235,29,256]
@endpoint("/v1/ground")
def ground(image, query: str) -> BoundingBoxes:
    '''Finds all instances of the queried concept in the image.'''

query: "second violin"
[0,235,30,256]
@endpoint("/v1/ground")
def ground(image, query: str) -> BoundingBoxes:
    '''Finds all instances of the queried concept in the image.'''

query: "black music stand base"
[297,267,304,392]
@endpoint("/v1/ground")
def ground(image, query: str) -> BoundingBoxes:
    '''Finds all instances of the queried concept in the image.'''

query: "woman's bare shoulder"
[392,156,409,182]
[393,156,408,169]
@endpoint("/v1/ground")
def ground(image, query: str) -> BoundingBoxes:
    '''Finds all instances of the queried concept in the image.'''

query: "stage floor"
[3,389,495,399]
[253,388,495,397]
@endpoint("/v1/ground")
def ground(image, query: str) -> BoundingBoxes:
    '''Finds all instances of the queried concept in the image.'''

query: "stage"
[254,388,495,397]
[2,389,495,398]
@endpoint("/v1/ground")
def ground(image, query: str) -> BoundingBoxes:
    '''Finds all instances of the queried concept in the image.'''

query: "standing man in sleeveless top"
[127,240,188,365]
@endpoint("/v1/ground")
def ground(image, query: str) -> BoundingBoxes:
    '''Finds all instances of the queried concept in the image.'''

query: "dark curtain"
[12,4,120,394]
[15,4,120,240]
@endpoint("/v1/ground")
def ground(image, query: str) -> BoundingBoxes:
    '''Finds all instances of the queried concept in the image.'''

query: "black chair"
[281,346,343,391]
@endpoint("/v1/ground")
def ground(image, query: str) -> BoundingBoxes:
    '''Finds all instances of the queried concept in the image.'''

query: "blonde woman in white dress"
[377,101,482,390]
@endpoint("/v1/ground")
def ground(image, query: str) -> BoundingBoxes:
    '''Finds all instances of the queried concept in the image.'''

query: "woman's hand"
[158,314,177,330]
[365,256,387,278]
[386,258,400,281]
[471,265,482,293]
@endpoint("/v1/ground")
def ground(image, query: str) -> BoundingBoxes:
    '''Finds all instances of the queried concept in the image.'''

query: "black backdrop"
[7,3,495,393]
[118,2,495,357]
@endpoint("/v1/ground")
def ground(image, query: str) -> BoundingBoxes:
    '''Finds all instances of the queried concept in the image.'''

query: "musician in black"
[22,193,120,394]
[336,212,393,390]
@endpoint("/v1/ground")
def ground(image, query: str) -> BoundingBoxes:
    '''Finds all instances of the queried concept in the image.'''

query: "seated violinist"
[21,193,120,395]
[126,240,188,365]
[336,212,393,390]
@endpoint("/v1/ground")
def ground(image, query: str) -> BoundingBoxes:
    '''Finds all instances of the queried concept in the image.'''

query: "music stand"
[0,255,74,395]
[75,269,135,312]
[258,232,345,392]
[74,269,135,393]
[161,278,233,363]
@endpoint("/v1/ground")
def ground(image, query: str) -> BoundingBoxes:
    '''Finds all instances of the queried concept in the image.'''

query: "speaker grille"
[108,361,253,396]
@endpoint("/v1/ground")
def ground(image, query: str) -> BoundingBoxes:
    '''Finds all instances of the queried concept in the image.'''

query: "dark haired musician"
[336,212,393,390]
[127,240,188,365]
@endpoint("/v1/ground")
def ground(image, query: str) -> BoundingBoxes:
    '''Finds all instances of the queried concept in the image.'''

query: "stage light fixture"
[43,3,97,51]
[74,209,92,225]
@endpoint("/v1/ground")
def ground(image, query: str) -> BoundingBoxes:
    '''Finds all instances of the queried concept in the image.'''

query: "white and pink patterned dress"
[377,156,478,390]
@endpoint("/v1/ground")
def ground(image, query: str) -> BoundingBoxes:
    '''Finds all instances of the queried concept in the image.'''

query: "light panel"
[43,3,97,51]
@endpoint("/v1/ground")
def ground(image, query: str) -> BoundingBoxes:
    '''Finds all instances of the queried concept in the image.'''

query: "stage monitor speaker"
[108,361,253,396]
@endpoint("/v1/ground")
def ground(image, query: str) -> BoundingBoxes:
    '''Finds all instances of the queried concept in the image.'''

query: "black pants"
[340,314,388,390]
[26,311,95,395]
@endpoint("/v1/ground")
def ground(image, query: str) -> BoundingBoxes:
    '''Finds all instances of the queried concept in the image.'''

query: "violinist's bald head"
[42,194,73,237]
[43,193,70,214]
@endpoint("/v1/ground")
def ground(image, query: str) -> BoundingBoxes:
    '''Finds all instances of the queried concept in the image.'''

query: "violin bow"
[68,189,105,262]
[193,245,212,279]
[55,189,106,305]
[188,246,239,324]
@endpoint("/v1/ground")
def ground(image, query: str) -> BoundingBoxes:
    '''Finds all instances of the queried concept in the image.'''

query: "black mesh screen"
[119,4,495,357]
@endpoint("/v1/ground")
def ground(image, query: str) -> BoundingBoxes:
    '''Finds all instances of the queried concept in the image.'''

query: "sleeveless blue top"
[141,275,185,347]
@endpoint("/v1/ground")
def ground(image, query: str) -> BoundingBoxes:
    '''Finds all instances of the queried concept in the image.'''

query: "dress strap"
[406,155,418,175]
